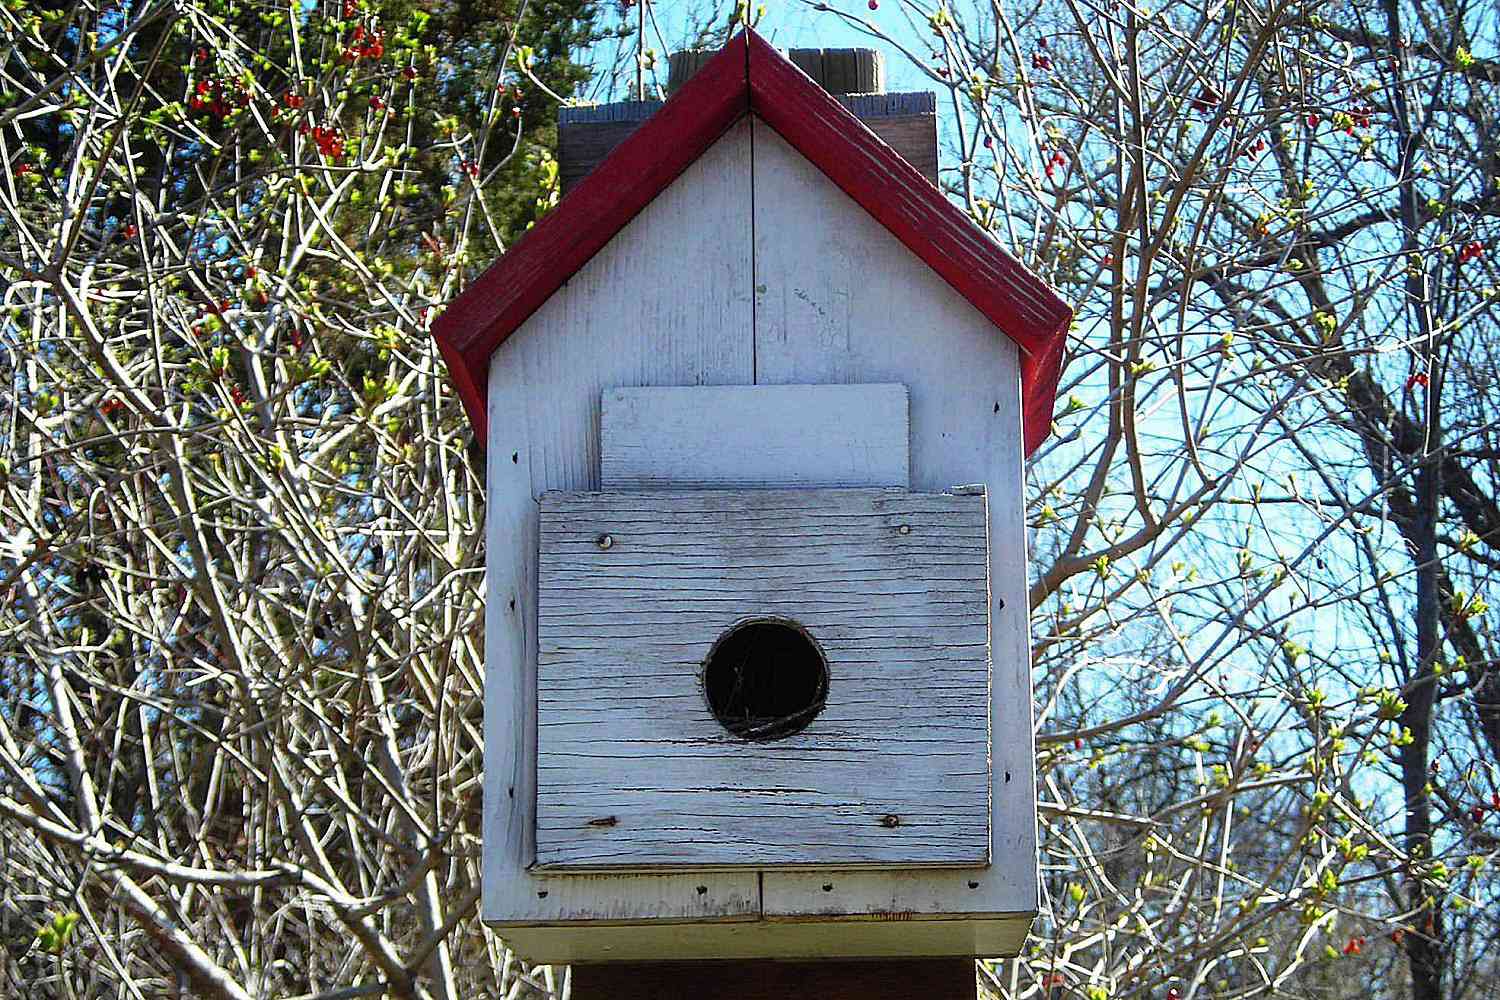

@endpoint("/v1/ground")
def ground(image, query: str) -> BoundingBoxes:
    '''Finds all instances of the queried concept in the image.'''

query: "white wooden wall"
[749,124,1037,926]
[484,119,760,929]
[483,115,1037,960]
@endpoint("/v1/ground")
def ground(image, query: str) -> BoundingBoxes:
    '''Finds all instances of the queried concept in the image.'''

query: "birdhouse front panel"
[534,487,991,870]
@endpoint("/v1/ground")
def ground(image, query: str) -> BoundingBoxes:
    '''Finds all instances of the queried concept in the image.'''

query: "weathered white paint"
[533,488,990,870]
[481,114,1039,959]
[483,119,760,927]
[498,915,1033,964]
[749,120,1037,923]
[600,384,910,488]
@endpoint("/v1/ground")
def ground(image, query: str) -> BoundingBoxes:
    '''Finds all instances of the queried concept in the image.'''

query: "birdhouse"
[433,31,1071,964]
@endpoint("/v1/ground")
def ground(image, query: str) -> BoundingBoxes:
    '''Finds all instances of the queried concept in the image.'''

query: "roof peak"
[433,29,1071,456]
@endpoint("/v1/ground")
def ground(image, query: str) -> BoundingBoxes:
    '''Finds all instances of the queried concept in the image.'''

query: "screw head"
[897,524,911,535]
[596,534,613,550]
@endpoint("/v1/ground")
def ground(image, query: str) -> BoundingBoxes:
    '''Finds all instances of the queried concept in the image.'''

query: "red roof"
[433,29,1071,456]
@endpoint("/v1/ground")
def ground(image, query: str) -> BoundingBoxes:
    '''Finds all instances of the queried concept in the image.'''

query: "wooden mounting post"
[572,959,978,1000]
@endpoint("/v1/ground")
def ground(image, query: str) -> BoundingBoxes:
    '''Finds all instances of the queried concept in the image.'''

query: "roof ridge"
[433,29,1071,456]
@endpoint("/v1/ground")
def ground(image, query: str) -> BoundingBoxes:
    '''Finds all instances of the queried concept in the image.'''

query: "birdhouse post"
[432,30,1071,992]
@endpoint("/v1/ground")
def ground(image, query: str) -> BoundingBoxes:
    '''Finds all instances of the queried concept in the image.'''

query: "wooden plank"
[558,119,652,193]
[745,31,1071,454]
[482,119,760,928]
[864,114,939,187]
[600,384,909,488]
[557,92,938,194]
[787,47,886,94]
[573,959,976,999]
[534,489,990,870]
[434,33,751,432]
[504,915,1031,964]
[749,119,1038,937]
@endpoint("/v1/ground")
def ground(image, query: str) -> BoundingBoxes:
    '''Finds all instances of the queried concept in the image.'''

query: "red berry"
[868,0,878,8]
[1471,806,1487,824]
[403,66,417,80]
[1167,989,1181,1000]
[122,223,138,239]
[369,96,385,109]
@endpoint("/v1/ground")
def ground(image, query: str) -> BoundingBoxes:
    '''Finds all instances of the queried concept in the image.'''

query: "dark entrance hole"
[703,619,829,741]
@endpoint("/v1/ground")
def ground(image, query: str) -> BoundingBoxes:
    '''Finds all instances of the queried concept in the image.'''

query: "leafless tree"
[3,0,1496,997]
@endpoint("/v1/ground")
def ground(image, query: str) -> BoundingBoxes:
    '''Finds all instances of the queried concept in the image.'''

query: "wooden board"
[573,959,976,1000]
[534,489,990,870]
[557,91,938,194]
[600,384,909,488]
[749,120,1039,927]
[745,30,1070,454]
[482,118,760,927]
[503,916,1031,964]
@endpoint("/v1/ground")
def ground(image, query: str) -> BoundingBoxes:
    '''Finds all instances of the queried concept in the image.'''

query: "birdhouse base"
[492,913,1033,964]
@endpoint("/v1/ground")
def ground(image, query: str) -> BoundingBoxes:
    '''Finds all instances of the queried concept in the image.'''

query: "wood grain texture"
[787,47,885,94]
[534,489,990,870]
[558,93,937,193]
[749,120,1038,930]
[745,31,1070,454]
[482,119,759,928]
[558,119,651,194]
[503,916,1032,964]
[863,113,939,187]
[600,384,910,489]
[434,33,750,435]
[668,49,719,94]
[573,959,976,999]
